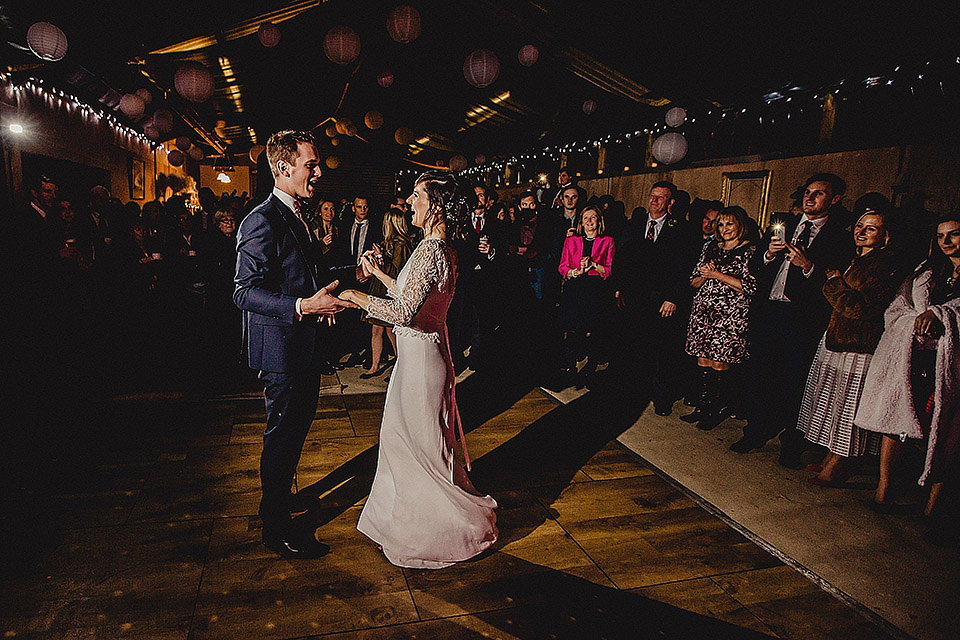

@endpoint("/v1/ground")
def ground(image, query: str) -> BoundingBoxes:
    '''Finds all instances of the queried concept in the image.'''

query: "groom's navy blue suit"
[234,192,324,537]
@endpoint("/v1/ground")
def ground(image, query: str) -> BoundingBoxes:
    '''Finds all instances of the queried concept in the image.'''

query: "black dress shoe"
[263,535,330,558]
[729,435,765,453]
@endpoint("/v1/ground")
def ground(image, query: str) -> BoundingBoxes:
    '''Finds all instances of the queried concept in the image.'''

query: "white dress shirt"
[767,214,828,302]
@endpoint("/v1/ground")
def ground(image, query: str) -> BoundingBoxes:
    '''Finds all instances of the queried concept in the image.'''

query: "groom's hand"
[300,280,348,316]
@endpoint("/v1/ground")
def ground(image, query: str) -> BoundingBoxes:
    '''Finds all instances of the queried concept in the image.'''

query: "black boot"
[681,368,711,423]
[697,368,730,431]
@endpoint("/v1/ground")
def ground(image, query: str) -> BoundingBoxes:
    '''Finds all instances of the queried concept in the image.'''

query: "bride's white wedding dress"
[358,237,498,568]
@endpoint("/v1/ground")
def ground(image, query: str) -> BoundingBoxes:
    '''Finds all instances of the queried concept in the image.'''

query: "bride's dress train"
[358,238,498,569]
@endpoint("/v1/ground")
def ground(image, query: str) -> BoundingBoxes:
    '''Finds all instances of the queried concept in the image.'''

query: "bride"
[337,170,498,568]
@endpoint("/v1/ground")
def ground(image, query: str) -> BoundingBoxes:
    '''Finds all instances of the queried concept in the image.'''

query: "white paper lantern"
[449,155,467,171]
[136,88,153,105]
[386,5,422,43]
[27,22,68,62]
[463,49,499,88]
[324,26,360,65]
[394,126,414,145]
[325,156,340,169]
[248,144,265,163]
[189,146,204,162]
[175,136,192,151]
[582,99,597,115]
[167,149,185,167]
[665,106,687,128]
[152,110,174,134]
[119,93,145,120]
[174,62,214,103]
[652,132,688,165]
[258,22,281,48]
[474,154,486,165]
[518,44,539,67]
[364,110,383,130]
[377,71,394,88]
[144,123,160,140]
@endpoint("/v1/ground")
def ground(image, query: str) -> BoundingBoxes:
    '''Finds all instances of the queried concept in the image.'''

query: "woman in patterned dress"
[684,206,757,430]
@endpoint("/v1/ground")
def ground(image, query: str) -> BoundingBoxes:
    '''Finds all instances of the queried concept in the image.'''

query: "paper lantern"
[324,124,337,138]
[582,99,597,115]
[463,49,499,88]
[258,22,281,48]
[119,93,145,120]
[665,106,687,127]
[345,121,358,137]
[394,126,414,145]
[334,119,348,135]
[386,5,422,43]
[136,88,153,105]
[248,144,265,163]
[377,71,394,88]
[324,26,360,65]
[652,132,688,165]
[331,137,340,146]
[518,44,539,67]
[167,150,185,167]
[174,62,214,103]
[475,154,486,165]
[364,110,383,130]
[26,22,68,62]
[189,147,204,162]
[325,156,340,169]
[143,123,159,140]
[152,110,174,134]
[175,136,192,151]
[449,155,467,171]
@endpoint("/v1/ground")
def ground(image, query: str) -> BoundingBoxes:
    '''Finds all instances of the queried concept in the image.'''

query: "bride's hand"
[337,290,362,309]
[360,253,381,276]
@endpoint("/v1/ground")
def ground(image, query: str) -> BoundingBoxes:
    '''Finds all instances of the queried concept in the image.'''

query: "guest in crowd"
[557,205,616,376]
[340,196,382,367]
[856,212,960,536]
[731,173,855,467]
[682,206,757,430]
[361,209,414,379]
[688,199,722,249]
[613,181,693,414]
[798,198,909,486]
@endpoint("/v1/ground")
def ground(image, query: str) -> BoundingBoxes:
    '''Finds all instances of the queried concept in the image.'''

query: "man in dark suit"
[730,173,855,468]
[234,130,347,557]
[337,196,383,366]
[613,181,695,414]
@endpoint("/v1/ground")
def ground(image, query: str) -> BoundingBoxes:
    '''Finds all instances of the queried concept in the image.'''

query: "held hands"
[699,261,718,279]
[337,289,363,310]
[301,280,349,317]
[914,309,944,338]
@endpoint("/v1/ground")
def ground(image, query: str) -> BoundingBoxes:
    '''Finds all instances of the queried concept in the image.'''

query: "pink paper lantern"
[463,49,499,88]
[189,147,204,162]
[326,156,340,169]
[394,126,414,145]
[174,62,214,103]
[449,155,467,172]
[665,106,687,127]
[377,71,394,88]
[27,22,68,62]
[386,5,422,43]
[144,123,160,140]
[652,132,688,165]
[135,88,153,105]
[175,136,192,151]
[152,110,174,134]
[258,22,281,48]
[364,111,384,130]
[518,44,539,67]
[167,150,185,167]
[474,154,486,165]
[582,99,597,115]
[324,26,360,65]
[119,93,145,120]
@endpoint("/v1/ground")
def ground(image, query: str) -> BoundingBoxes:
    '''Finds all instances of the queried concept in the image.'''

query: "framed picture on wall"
[130,157,145,200]
[721,170,773,230]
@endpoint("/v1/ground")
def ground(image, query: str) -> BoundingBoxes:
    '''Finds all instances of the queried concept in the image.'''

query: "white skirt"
[357,330,498,569]
[798,335,881,458]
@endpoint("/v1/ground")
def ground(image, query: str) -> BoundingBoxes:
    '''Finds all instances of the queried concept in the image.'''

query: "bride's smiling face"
[408,182,432,229]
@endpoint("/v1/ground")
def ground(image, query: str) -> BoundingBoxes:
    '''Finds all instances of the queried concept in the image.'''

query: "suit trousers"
[742,301,822,450]
[623,298,685,405]
[258,368,322,535]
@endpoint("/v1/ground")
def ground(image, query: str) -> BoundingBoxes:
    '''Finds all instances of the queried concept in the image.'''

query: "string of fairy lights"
[2,73,158,149]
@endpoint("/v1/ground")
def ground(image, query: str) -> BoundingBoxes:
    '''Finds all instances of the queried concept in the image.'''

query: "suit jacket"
[612,214,695,311]
[559,235,615,280]
[458,215,508,277]
[234,194,323,373]
[338,216,383,265]
[751,213,855,330]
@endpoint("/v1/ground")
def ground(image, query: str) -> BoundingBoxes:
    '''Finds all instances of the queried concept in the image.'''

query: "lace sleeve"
[367,242,440,326]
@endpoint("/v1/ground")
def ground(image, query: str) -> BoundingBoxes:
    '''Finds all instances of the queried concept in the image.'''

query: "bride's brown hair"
[416,170,472,241]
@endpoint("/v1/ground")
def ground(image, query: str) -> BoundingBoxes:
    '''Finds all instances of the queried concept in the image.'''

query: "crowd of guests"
[13,165,959,544]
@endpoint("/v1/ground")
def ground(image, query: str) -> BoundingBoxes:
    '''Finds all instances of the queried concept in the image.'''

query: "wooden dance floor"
[1,371,892,639]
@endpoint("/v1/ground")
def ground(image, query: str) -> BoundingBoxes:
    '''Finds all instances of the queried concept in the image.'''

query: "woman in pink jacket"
[558,205,616,376]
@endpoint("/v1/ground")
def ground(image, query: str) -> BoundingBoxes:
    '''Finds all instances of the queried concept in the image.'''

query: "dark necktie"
[646,220,656,242]
[794,220,812,249]
[353,222,364,258]
[292,199,312,240]
[475,216,483,235]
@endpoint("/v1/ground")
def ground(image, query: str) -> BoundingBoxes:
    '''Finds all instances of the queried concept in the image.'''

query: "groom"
[234,130,347,558]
